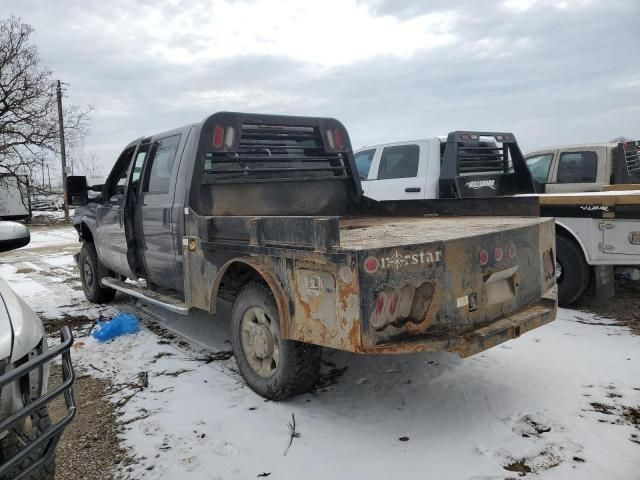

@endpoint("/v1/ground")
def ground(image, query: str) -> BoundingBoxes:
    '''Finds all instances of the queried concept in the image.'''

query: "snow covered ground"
[1,226,639,480]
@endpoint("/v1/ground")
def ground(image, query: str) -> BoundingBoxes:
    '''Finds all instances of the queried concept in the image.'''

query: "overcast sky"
[4,0,640,173]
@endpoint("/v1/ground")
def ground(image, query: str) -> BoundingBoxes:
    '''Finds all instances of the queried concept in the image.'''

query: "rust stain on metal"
[205,256,292,339]
[338,276,358,312]
[348,320,362,351]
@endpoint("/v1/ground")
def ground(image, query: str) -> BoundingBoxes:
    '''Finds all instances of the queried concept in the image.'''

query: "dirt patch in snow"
[42,314,97,336]
[48,364,134,480]
[622,406,640,427]
[578,275,640,335]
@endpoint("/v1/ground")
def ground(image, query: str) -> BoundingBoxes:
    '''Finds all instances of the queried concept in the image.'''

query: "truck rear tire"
[79,242,116,304]
[0,406,55,480]
[556,234,591,306]
[230,281,321,400]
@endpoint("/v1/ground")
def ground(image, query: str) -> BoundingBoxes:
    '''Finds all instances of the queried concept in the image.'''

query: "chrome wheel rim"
[240,307,280,378]
[556,260,563,283]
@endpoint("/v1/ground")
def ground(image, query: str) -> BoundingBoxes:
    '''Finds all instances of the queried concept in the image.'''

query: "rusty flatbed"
[339,216,550,250]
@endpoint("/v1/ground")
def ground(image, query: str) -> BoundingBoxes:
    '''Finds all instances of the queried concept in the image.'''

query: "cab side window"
[556,151,597,183]
[107,147,135,199]
[376,144,419,180]
[143,135,181,194]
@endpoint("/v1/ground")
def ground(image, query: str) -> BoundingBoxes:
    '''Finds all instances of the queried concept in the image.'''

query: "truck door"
[546,147,605,193]
[364,143,424,201]
[134,134,183,290]
[95,146,138,278]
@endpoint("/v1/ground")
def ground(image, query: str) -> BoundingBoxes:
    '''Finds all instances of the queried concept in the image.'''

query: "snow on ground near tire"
[2,226,639,479]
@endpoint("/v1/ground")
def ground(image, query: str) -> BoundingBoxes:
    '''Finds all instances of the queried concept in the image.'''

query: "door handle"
[405,187,421,193]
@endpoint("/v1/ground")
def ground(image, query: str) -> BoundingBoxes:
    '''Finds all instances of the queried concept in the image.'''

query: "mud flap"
[579,265,615,306]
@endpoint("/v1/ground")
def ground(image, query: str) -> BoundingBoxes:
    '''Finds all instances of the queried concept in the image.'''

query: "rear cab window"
[556,151,597,183]
[354,149,376,180]
[525,153,554,183]
[375,144,419,180]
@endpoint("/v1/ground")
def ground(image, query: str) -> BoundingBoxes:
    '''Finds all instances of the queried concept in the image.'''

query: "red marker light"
[494,247,504,262]
[213,125,224,148]
[334,129,344,149]
[479,250,489,266]
[364,256,379,273]
[460,133,471,141]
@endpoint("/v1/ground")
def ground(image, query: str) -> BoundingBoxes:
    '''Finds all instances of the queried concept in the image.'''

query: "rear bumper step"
[101,278,191,315]
[364,297,557,356]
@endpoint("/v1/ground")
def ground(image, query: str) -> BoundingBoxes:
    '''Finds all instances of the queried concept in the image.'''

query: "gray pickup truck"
[67,112,557,400]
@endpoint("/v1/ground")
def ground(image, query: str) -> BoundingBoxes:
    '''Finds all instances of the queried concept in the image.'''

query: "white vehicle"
[355,132,640,306]
[525,140,640,193]
[0,175,31,220]
[0,222,75,480]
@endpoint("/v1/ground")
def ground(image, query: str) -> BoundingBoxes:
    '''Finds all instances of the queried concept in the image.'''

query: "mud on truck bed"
[67,112,557,400]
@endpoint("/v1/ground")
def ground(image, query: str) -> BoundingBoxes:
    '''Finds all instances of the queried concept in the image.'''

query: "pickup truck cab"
[67,113,557,400]
[525,140,640,193]
[355,133,640,306]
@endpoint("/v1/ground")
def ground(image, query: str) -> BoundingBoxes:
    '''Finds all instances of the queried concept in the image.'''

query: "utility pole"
[56,80,69,219]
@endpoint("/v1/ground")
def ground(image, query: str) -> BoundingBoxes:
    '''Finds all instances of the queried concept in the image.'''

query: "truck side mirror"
[0,221,30,252]
[67,176,89,206]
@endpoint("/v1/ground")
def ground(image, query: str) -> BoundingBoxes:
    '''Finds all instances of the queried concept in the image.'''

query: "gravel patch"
[48,364,133,479]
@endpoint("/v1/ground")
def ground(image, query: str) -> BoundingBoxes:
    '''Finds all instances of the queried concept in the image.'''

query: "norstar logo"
[465,179,496,190]
[364,249,443,273]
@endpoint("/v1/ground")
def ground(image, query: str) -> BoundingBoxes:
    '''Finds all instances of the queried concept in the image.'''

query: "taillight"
[370,282,435,331]
[224,126,235,148]
[507,243,516,258]
[325,128,346,150]
[326,129,335,149]
[213,125,224,148]
[494,247,504,262]
[212,125,236,149]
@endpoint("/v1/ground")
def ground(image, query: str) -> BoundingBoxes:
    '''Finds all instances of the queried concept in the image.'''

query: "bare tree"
[0,15,91,206]
[610,136,630,143]
[81,152,104,177]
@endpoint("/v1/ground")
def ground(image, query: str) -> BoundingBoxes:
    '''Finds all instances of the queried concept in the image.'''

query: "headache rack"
[612,140,640,184]
[203,122,351,183]
[439,131,537,198]
[457,141,509,174]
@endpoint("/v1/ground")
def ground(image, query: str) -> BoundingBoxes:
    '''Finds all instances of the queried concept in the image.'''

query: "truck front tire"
[556,234,591,306]
[0,406,55,480]
[231,282,321,400]
[79,242,116,304]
